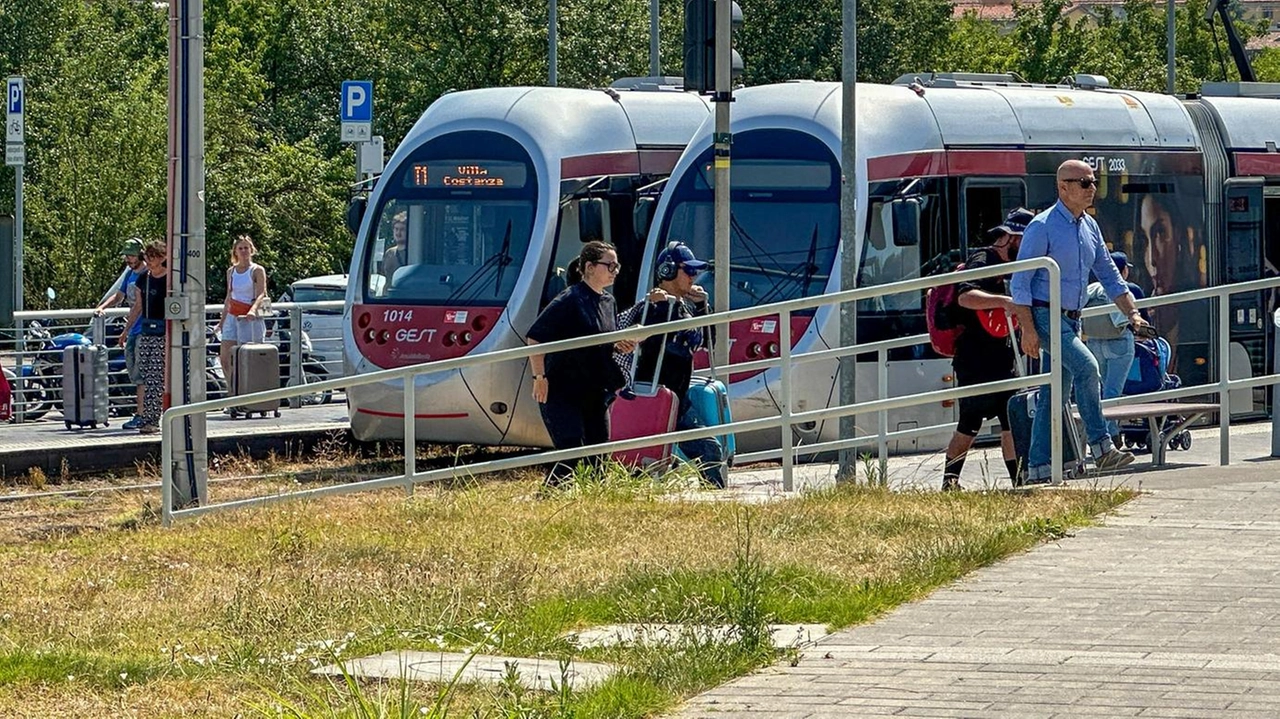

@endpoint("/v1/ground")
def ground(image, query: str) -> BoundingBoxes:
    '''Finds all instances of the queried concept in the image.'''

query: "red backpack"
[925,262,965,357]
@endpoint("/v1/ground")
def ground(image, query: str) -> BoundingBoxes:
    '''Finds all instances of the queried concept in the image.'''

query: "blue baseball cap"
[1110,251,1128,273]
[658,242,708,271]
[989,207,1035,236]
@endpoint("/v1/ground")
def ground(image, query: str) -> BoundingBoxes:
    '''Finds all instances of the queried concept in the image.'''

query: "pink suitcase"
[609,386,678,468]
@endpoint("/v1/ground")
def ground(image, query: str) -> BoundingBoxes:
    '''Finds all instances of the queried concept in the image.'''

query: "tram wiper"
[801,224,820,297]
[444,221,515,305]
[492,220,513,295]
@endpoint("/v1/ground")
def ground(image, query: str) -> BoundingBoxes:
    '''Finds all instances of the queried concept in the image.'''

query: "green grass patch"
[0,469,1133,717]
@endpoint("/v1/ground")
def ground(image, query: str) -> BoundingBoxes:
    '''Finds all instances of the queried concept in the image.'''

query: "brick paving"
[674,459,1280,718]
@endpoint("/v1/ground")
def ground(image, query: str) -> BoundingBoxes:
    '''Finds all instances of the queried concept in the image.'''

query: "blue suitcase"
[680,376,735,467]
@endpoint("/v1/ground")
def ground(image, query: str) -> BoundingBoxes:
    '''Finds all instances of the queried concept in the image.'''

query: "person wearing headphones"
[615,242,726,488]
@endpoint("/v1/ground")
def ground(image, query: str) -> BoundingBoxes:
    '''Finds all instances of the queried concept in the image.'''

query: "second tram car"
[344,85,711,444]
[636,76,1280,453]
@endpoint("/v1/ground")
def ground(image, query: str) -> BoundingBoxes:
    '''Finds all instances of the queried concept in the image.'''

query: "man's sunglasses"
[1065,177,1098,189]
[679,265,702,277]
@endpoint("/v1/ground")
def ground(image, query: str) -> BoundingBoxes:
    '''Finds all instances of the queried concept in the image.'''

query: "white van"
[283,274,348,367]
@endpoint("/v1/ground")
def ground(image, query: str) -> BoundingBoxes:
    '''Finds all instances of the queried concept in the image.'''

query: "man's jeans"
[1086,331,1135,437]
[1028,307,1116,481]
[676,399,726,488]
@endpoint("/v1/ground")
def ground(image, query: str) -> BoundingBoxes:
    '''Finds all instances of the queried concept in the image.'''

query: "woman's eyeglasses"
[1065,177,1098,189]
[595,260,621,273]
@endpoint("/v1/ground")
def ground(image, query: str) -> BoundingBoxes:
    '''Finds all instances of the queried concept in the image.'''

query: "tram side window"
[964,182,1025,250]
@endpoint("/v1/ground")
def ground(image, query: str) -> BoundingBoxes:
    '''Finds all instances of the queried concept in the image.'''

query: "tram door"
[1265,186,1280,416]
[1223,179,1267,416]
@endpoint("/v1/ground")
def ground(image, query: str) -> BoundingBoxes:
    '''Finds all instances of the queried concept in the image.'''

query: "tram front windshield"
[360,131,538,307]
[657,130,840,310]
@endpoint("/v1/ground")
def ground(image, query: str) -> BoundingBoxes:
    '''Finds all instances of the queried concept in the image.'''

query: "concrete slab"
[568,623,830,650]
[314,650,616,691]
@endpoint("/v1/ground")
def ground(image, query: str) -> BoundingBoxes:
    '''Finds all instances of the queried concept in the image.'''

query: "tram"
[635,75,1280,452]
[343,85,711,444]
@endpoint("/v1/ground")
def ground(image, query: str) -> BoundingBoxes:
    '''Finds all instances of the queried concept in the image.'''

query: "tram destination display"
[403,161,528,189]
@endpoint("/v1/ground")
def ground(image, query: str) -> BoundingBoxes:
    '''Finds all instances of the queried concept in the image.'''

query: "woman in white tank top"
[215,235,269,385]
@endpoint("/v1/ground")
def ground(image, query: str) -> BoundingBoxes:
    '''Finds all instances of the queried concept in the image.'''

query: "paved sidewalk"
[675,459,1280,718]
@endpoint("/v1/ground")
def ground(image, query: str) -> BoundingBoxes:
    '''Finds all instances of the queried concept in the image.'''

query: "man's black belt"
[1031,299,1081,320]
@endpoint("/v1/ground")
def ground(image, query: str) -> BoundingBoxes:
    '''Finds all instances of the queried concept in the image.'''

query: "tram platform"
[0,403,352,479]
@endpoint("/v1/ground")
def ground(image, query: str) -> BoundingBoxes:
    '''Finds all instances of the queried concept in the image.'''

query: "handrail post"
[161,413,173,527]
[11,318,24,424]
[404,375,416,496]
[1219,293,1231,465]
[877,346,888,485]
[1049,264,1063,486]
[1272,306,1280,458]
[780,310,794,492]
[288,305,303,409]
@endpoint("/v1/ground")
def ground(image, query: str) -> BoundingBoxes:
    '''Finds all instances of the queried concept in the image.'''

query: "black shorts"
[954,363,1016,437]
[956,389,1014,436]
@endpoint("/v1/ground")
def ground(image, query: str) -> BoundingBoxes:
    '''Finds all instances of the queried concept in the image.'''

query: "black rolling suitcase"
[63,345,110,429]
[1007,387,1085,483]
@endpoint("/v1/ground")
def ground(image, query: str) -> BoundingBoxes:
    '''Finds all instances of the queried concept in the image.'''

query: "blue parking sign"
[341,81,373,123]
[7,78,21,115]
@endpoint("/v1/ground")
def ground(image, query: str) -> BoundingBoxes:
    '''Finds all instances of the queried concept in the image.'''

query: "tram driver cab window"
[380,211,410,281]
[859,200,924,312]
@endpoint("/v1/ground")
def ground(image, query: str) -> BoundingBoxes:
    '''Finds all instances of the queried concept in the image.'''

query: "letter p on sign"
[341,80,373,122]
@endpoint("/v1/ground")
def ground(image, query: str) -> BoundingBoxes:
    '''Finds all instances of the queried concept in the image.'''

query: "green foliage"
[4,0,1278,307]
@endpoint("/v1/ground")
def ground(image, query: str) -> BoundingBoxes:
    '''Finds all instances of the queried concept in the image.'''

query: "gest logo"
[395,328,438,343]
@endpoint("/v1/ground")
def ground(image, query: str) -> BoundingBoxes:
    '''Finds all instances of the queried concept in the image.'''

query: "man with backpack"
[940,208,1035,491]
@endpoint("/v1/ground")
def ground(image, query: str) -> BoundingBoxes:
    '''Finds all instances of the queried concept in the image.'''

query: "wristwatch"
[532,374,546,380]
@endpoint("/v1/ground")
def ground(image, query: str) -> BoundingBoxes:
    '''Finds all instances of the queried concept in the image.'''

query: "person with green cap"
[95,237,149,429]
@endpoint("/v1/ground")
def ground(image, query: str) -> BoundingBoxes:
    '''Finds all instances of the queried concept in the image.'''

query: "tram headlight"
[443,331,456,347]
[766,342,780,357]
[472,315,488,332]
[746,342,761,359]
[357,312,371,329]
[377,330,390,344]
[460,331,473,345]
[364,329,376,343]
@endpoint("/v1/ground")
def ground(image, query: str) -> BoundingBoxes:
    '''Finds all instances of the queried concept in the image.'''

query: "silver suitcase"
[63,345,110,429]
[231,343,281,418]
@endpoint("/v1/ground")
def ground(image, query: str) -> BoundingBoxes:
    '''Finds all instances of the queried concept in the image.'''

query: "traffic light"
[683,0,743,95]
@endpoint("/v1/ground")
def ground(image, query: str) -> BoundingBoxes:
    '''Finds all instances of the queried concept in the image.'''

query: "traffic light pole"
[837,0,858,482]
[712,0,731,370]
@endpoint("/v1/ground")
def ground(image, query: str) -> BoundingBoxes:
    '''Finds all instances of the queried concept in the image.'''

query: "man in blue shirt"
[1011,160,1151,485]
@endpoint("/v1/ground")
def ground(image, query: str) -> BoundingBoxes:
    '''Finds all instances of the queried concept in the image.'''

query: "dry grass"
[0,457,1134,717]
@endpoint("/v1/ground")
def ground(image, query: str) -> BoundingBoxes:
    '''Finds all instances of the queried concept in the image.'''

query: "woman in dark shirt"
[123,241,169,434]
[527,241,636,485]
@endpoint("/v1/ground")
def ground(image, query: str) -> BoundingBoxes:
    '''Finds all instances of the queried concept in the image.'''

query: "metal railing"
[2,299,346,424]
[158,257,1067,525]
